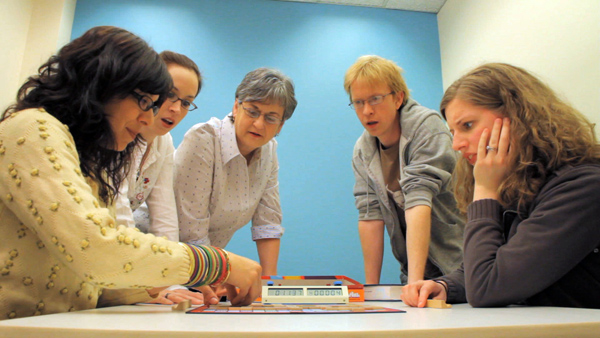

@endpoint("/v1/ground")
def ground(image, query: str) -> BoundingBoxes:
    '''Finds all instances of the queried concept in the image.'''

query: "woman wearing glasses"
[174,68,296,304]
[345,55,464,285]
[0,26,261,320]
[114,51,205,305]
[116,51,201,242]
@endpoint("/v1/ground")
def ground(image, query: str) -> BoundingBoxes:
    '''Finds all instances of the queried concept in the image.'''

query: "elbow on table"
[466,289,513,308]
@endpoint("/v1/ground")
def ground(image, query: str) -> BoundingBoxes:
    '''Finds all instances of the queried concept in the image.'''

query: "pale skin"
[195,100,284,305]
[351,79,432,284]
[257,238,280,276]
[161,251,263,306]
[104,91,156,151]
[405,205,432,284]
[109,92,262,307]
[146,286,205,305]
[359,220,384,284]
[197,238,281,304]
[359,206,431,285]
[401,98,512,307]
[142,64,204,305]
[233,100,283,276]
[139,64,198,176]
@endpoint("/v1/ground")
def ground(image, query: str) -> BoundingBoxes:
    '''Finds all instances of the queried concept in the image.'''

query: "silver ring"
[486,146,498,152]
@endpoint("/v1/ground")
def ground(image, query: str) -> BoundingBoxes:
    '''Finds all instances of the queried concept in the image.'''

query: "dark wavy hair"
[440,63,600,213]
[3,26,172,204]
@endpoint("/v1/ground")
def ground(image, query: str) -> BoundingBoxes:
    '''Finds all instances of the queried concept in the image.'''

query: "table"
[1,302,599,337]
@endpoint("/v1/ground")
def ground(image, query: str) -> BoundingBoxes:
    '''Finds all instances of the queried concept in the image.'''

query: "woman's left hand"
[473,117,513,201]
[148,287,205,305]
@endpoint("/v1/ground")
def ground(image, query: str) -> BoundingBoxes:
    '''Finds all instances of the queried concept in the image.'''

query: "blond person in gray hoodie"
[346,55,464,285]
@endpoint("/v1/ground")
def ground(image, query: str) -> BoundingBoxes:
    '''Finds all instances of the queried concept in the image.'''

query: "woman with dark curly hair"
[401,63,600,309]
[0,26,261,320]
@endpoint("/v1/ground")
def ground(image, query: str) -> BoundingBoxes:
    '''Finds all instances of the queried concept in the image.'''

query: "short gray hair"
[235,67,297,121]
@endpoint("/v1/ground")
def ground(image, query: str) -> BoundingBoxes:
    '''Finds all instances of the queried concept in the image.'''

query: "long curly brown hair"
[440,63,600,213]
[3,26,172,204]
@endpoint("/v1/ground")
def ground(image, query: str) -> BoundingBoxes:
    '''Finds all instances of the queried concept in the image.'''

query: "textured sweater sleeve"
[438,264,467,304]
[0,110,191,289]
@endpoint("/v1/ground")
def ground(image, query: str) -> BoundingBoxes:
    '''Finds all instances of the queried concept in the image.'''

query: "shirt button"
[593,248,599,254]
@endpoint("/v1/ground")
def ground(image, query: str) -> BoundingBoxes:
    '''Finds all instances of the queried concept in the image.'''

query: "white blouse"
[115,133,179,241]
[174,114,283,248]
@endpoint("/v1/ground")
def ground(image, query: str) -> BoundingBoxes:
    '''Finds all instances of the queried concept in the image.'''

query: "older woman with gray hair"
[174,67,296,304]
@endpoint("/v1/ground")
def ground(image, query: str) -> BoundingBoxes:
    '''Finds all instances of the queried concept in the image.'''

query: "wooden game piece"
[425,299,452,309]
[172,299,191,312]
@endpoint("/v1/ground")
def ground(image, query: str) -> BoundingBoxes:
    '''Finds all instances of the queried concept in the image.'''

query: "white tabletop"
[1,302,599,338]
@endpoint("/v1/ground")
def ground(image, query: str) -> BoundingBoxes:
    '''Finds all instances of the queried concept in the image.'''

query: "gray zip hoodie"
[352,98,465,281]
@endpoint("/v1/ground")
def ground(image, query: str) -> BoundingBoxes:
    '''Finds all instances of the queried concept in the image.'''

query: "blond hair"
[440,63,600,213]
[344,55,409,106]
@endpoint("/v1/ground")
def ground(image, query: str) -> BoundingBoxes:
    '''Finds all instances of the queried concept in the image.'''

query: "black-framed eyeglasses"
[240,102,283,125]
[166,92,198,112]
[131,91,159,116]
[348,92,395,110]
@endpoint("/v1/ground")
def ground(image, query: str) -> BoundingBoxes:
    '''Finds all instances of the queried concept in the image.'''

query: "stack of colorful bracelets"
[180,243,231,288]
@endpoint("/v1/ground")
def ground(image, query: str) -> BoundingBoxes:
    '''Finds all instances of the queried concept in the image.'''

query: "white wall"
[0,0,76,112]
[438,0,600,135]
[0,0,33,112]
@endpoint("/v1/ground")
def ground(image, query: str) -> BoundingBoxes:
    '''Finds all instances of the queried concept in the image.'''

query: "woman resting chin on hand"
[401,63,600,309]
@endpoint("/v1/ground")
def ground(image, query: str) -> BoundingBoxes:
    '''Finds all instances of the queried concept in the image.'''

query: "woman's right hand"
[194,284,228,305]
[473,117,512,201]
[222,252,262,306]
[400,280,447,307]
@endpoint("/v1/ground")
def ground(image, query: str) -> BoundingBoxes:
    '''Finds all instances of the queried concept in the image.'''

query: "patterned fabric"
[115,133,178,241]
[0,109,193,320]
[174,114,283,248]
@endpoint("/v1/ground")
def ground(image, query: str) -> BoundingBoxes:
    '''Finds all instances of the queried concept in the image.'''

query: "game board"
[187,303,405,315]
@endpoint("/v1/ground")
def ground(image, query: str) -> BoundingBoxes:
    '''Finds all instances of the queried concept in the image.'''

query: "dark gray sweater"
[440,164,600,308]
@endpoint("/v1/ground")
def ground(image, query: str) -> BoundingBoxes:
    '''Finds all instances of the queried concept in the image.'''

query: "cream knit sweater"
[0,109,192,320]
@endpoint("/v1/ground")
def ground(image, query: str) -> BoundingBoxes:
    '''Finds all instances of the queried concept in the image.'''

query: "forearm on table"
[358,220,385,284]
[405,205,432,283]
[256,238,280,276]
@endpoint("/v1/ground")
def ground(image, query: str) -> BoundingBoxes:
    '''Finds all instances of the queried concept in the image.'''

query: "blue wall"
[72,0,443,283]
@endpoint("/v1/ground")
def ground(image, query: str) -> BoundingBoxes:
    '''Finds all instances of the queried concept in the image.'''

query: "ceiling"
[273,0,447,13]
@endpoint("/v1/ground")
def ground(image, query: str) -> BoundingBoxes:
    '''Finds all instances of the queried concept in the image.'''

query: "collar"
[220,113,262,165]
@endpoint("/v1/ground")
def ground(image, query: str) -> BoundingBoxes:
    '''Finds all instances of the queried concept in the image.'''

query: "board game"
[188,303,405,315]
